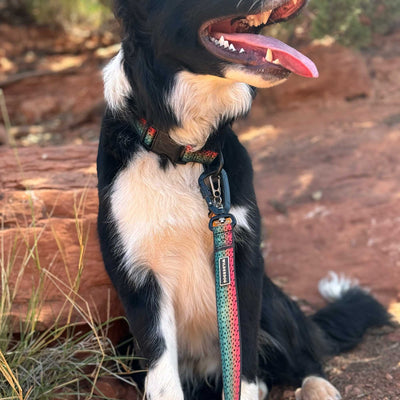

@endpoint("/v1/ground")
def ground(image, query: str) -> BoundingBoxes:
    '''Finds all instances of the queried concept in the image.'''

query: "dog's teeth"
[239,48,245,54]
[273,59,280,65]
[219,36,225,46]
[266,49,273,62]
[229,44,236,51]
[262,10,272,24]
[223,40,229,48]
[247,10,273,27]
[246,16,255,26]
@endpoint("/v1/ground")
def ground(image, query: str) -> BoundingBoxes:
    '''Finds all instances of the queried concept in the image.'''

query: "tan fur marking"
[111,151,218,358]
[168,71,252,150]
[224,65,288,88]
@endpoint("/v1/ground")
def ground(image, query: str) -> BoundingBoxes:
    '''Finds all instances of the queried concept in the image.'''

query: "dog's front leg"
[235,241,265,400]
[144,290,183,400]
[112,271,184,400]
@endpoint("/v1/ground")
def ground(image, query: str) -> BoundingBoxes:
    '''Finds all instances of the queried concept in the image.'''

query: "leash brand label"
[219,256,231,286]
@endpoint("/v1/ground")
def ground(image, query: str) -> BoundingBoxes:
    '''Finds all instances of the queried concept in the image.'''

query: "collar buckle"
[137,118,218,165]
[141,124,186,165]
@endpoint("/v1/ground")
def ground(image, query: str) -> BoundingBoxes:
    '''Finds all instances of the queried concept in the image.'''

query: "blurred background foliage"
[0,0,400,47]
[310,0,400,48]
[267,0,400,48]
[0,0,112,28]
[26,0,113,27]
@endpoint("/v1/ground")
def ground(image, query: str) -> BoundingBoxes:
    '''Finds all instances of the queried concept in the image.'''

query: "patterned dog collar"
[133,118,218,165]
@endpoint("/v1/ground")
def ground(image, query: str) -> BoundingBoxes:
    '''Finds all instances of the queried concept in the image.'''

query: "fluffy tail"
[312,272,391,355]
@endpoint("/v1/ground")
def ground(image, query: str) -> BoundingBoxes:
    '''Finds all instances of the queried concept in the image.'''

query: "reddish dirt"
[1,24,400,399]
[269,327,400,400]
[238,34,400,311]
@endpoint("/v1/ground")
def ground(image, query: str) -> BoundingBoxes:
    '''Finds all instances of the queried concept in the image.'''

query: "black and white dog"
[97,0,389,399]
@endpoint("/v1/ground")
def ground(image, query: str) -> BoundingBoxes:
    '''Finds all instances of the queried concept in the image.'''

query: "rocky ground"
[1,23,400,399]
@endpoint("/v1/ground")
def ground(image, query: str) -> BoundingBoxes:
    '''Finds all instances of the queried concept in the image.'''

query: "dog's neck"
[104,49,254,150]
[167,71,253,150]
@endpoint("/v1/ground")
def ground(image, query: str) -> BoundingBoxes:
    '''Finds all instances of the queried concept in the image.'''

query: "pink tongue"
[220,33,319,78]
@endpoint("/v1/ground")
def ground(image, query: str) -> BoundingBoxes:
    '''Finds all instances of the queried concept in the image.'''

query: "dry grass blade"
[0,152,139,399]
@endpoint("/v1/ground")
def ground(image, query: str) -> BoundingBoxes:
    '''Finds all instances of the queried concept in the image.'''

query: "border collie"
[97,0,390,399]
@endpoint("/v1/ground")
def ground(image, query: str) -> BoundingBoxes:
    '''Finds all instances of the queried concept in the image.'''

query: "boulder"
[0,144,124,332]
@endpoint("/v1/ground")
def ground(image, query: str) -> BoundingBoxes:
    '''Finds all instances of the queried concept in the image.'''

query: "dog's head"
[115,0,317,89]
[108,0,318,141]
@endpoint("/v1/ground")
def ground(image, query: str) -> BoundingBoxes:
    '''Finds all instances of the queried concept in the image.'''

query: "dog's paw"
[258,380,268,400]
[145,387,183,400]
[145,355,184,400]
[240,380,259,400]
[295,376,341,400]
[145,376,184,400]
[222,379,268,400]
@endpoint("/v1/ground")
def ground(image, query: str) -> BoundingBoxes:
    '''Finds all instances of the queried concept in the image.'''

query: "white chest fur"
[110,151,218,359]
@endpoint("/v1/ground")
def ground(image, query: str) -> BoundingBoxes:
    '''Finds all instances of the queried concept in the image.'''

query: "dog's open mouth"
[199,0,318,79]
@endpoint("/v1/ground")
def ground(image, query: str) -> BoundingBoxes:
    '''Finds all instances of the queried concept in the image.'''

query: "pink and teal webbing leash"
[211,213,241,400]
[132,118,242,399]
[199,161,242,400]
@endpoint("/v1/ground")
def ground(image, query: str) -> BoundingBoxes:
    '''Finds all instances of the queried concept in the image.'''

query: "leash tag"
[219,256,231,286]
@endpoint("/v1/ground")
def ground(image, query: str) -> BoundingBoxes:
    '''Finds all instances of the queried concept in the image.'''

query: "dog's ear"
[113,0,136,19]
[113,0,149,39]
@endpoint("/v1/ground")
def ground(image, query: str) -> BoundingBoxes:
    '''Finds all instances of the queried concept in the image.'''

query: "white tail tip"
[318,271,360,302]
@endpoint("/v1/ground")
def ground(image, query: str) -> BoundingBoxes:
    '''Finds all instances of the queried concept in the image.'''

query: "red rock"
[19,95,63,124]
[0,144,124,333]
[94,377,139,399]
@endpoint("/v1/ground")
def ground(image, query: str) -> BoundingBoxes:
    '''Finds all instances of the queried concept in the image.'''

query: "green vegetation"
[310,0,400,48]
[3,0,400,47]
[1,0,113,28]
[0,321,134,399]
[263,0,400,49]
[26,0,113,28]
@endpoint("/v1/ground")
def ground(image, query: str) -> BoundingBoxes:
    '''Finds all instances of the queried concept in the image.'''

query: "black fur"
[97,0,390,398]
[312,288,390,354]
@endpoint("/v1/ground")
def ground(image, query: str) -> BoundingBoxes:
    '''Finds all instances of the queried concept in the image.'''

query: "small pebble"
[385,373,393,381]
[311,190,323,201]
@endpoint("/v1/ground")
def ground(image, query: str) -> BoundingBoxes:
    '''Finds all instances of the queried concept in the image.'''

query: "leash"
[133,118,242,399]
[199,156,242,400]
